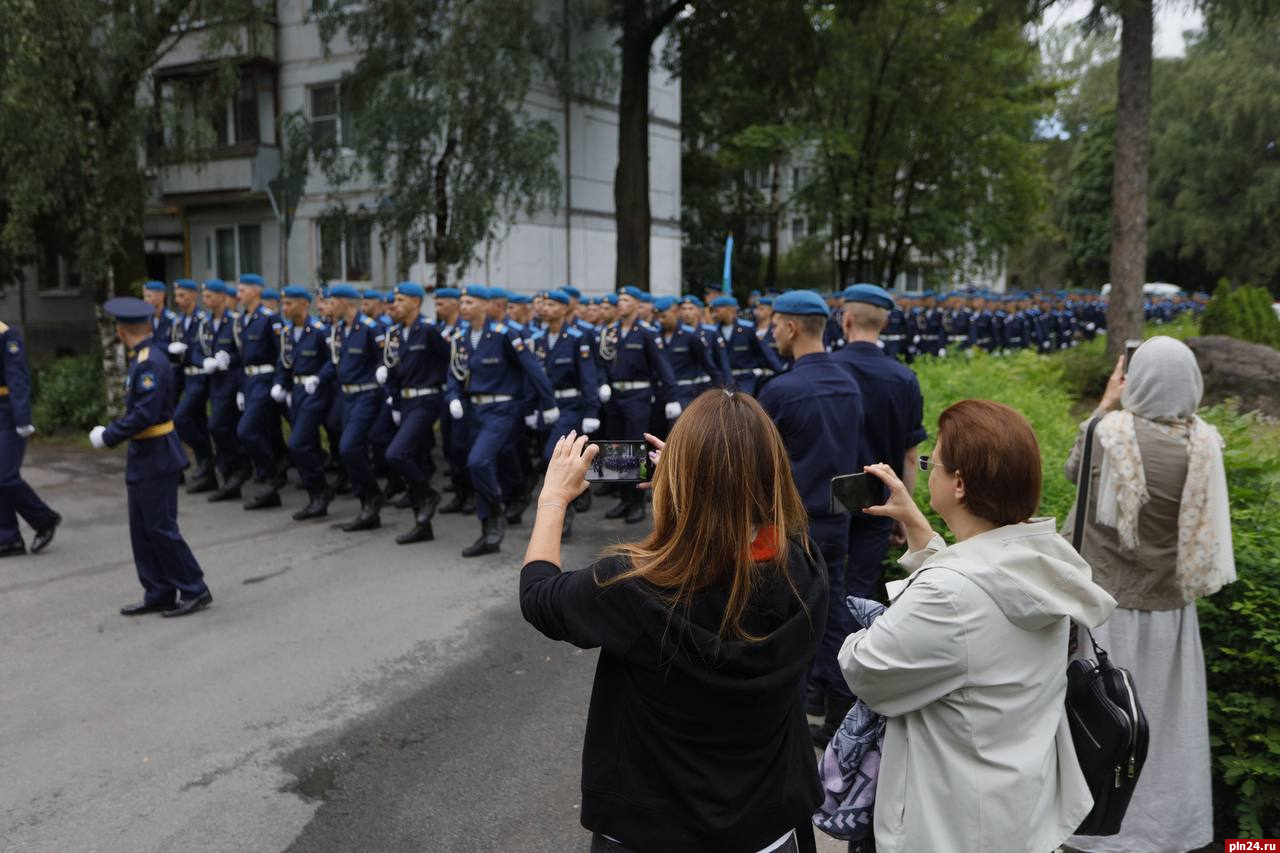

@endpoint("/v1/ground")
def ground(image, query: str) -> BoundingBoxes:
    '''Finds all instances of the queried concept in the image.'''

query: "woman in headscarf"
[1062,336,1234,853]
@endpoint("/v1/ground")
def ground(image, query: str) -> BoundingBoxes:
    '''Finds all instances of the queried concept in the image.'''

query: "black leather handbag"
[1065,416,1151,836]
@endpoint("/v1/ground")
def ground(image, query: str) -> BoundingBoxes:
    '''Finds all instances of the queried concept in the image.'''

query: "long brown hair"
[599,390,810,641]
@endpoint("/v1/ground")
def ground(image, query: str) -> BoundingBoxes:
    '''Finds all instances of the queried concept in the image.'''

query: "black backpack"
[1066,415,1151,836]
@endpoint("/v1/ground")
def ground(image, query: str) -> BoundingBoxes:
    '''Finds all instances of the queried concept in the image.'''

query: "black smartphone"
[586,441,655,483]
[830,472,883,514]
[1123,339,1143,374]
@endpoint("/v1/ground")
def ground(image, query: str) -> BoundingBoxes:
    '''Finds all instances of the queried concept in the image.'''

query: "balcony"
[157,144,281,199]
[154,19,277,74]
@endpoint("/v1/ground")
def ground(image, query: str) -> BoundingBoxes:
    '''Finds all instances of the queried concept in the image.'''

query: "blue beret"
[239,274,265,287]
[843,283,896,310]
[435,287,460,299]
[319,286,331,299]
[749,289,761,296]
[203,279,227,295]
[330,284,361,300]
[361,289,381,300]
[460,284,490,300]
[509,293,532,304]
[618,286,644,301]
[487,287,509,300]
[104,296,154,323]
[603,294,618,306]
[546,289,571,306]
[710,296,739,309]
[143,280,167,292]
[281,285,312,301]
[757,296,774,306]
[175,279,199,291]
[381,291,395,304]
[681,294,704,308]
[262,288,279,301]
[773,290,829,317]
[653,295,679,312]
[562,286,582,299]
[394,282,426,300]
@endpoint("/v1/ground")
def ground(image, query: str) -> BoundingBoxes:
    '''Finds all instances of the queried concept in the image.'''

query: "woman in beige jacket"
[842,399,1116,853]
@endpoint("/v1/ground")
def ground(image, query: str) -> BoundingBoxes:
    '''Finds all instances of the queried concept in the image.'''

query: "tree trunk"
[1106,0,1153,360]
[764,159,782,290]
[615,0,654,290]
[97,265,127,419]
[433,134,457,288]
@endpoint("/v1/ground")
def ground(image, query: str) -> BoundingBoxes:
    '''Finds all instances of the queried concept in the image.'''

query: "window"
[215,224,263,280]
[310,83,354,148]
[791,217,807,241]
[36,245,80,293]
[792,167,806,190]
[317,218,372,281]
[312,0,360,9]
[156,68,272,151]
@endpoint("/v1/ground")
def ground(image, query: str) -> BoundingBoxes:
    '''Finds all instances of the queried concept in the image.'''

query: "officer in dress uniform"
[756,289,864,749]
[944,293,972,356]
[920,292,944,357]
[143,280,179,348]
[274,285,336,521]
[822,291,846,352]
[434,288,475,516]
[233,274,286,510]
[598,286,678,524]
[200,280,250,501]
[655,294,721,425]
[1002,297,1029,354]
[446,285,557,557]
[168,280,216,492]
[879,291,910,361]
[969,294,997,353]
[710,295,783,394]
[753,296,789,371]
[379,282,449,544]
[89,297,211,617]
[531,288,600,537]
[327,284,388,532]
[0,318,61,557]
[680,294,729,393]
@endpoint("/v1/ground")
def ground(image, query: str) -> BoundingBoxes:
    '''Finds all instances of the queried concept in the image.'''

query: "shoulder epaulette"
[679,323,695,333]
[138,347,150,361]
[737,319,753,328]
[312,320,326,331]
[567,327,583,338]
[0,320,8,333]
[361,315,375,327]
[493,323,508,334]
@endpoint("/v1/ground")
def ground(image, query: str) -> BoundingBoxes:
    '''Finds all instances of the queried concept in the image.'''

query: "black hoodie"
[520,539,828,853]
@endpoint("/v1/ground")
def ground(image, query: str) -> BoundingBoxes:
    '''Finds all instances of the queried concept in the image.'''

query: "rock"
[1186,336,1280,417]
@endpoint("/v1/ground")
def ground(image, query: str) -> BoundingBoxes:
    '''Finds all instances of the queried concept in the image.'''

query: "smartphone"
[586,441,655,483]
[830,472,883,514]
[1123,339,1143,374]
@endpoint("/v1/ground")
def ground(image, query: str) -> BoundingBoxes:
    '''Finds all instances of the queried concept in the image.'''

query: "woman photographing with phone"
[520,391,828,853]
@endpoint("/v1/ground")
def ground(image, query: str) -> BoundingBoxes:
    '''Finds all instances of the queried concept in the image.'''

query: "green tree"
[1062,110,1116,286]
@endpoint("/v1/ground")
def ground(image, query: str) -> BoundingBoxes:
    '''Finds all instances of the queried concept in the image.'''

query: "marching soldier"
[680,294,729,394]
[274,285,336,521]
[201,280,250,502]
[446,285,557,557]
[143,280,178,345]
[433,287,474,516]
[233,274,286,510]
[90,297,211,617]
[328,284,388,531]
[0,317,61,557]
[169,280,216,492]
[379,282,449,544]
[881,292,911,361]
[654,295,720,423]
[710,295,783,394]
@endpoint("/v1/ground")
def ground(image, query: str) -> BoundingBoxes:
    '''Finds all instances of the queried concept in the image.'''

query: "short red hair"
[936,399,1042,526]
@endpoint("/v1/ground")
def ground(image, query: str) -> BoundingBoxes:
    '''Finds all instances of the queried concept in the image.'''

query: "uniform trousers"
[845,514,894,600]
[809,513,852,699]
[369,400,397,477]
[324,392,343,462]
[174,374,212,461]
[605,389,652,506]
[386,396,442,485]
[442,412,469,488]
[288,389,331,490]
[236,374,278,477]
[464,398,521,520]
[339,389,383,499]
[207,379,246,476]
[730,372,758,396]
[127,474,207,604]
[0,413,59,545]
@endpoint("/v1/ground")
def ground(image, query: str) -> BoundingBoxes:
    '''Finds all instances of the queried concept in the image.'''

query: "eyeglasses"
[918,455,949,471]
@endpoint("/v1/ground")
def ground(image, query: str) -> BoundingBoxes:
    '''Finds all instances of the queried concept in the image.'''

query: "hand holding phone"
[830,472,884,514]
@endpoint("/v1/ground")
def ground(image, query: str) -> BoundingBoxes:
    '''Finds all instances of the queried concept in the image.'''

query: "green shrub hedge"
[907,344,1280,839]
[1201,281,1280,348]
[31,354,106,433]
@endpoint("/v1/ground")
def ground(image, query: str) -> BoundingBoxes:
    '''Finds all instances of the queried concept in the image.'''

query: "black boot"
[244,487,282,510]
[460,492,476,514]
[809,693,854,749]
[604,498,629,520]
[572,490,592,513]
[186,467,218,494]
[439,485,470,514]
[561,504,575,539]
[292,487,334,521]
[462,516,496,558]
[624,494,646,524]
[207,465,247,502]
[383,474,406,504]
[396,518,435,544]
[487,502,507,548]
[342,490,383,532]
[504,494,529,526]
[331,470,352,496]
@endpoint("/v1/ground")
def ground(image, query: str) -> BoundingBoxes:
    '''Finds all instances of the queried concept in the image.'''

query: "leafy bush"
[905,346,1280,839]
[1200,281,1280,348]
[31,355,106,433]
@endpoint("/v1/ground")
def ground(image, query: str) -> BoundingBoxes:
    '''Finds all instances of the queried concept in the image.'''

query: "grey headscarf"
[1121,336,1204,422]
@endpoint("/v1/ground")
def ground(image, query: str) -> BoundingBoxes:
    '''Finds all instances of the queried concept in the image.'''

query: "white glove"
[16,424,35,438]
[581,417,600,434]
[303,376,320,395]
[89,425,107,449]
[752,367,763,376]
[665,401,682,420]
[391,409,402,426]
[542,406,560,425]
[375,365,388,385]
[449,399,464,420]
[938,347,947,359]
[168,341,188,356]
[202,357,219,374]
[524,413,538,429]
[236,391,245,412]
[598,384,612,403]
[215,350,231,370]
[270,384,287,403]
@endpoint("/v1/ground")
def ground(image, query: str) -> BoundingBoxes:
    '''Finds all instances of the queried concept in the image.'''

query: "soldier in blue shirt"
[0,319,62,557]
[710,295,783,394]
[199,280,251,501]
[654,295,720,421]
[143,280,179,352]
[232,274,287,509]
[434,287,475,516]
[379,282,449,544]
[167,280,216,493]
[89,298,211,617]
[757,289,864,749]
[680,294,729,393]
[599,286,679,524]
[880,291,911,360]
[272,285,336,521]
[446,285,557,556]
[969,294,997,353]
[531,288,600,537]
[943,293,972,356]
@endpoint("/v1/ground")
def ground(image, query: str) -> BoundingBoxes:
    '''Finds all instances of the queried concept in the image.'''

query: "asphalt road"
[2,445,842,853]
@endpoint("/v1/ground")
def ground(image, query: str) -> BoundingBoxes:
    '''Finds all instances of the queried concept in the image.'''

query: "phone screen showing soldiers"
[586,441,655,483]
